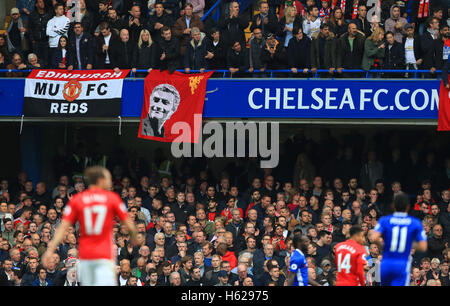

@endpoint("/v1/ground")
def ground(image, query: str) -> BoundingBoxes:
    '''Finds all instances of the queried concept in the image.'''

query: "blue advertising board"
[0,78,441,119]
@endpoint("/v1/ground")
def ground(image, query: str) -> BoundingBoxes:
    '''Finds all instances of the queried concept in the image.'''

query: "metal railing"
[0,68,443,79]
[201,0,222,22]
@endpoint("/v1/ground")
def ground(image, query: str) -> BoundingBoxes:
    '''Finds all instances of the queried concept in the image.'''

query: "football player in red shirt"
[42,166,137,286]
[335,225,368,286]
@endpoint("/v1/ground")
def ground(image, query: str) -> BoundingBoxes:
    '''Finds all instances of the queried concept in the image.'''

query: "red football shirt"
[335,239,367,286]
[13,218,30,229]
[62,187,128,260]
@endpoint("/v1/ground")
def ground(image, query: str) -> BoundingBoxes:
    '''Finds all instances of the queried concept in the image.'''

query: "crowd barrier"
[0,69,443,79]
[0,71,441,119]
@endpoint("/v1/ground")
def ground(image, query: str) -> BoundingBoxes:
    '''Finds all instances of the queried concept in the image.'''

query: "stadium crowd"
[1,0,450,77]
[0,129,449,286]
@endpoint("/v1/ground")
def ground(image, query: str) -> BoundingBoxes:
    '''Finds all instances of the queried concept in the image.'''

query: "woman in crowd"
[328,7,347,38]
[279,6,302,47]
[132,29,156,77]
[51,36,71,69]
[362,27,385,72]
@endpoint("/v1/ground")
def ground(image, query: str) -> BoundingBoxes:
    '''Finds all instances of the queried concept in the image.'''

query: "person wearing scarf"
[6,8,27,54]
[261,33,287,71]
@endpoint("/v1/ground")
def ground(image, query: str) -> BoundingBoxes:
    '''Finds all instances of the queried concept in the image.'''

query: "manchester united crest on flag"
[23,69,129,117]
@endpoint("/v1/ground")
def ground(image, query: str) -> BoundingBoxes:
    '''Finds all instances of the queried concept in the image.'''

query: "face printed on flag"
[143,84,181,137]
[138,70,214,143]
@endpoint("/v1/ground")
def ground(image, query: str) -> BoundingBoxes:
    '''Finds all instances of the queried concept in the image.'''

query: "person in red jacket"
[217,242,237,269]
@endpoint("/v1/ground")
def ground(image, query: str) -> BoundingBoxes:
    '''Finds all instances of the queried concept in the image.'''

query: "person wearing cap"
[260,32,287,73]
[5,8,28,54]
[215,269,232,286]
[316,258,333,285]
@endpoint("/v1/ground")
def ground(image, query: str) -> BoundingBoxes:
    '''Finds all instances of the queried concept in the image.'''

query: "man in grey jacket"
[248,27,266,77]
[385,5,407,43]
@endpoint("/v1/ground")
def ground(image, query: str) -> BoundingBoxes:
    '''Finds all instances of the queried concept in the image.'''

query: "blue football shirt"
[373,212,427,261]
[289,249,309,286]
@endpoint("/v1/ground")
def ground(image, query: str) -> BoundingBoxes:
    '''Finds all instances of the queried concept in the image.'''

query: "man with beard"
[141,83,181,138]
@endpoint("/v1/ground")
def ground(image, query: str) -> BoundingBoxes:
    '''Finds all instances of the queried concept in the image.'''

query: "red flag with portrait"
[438,79,450,131]
[138,69,214,142]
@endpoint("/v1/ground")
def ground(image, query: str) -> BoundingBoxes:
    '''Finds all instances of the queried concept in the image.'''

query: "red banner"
[138,69,214,143]
[438,80,450,131]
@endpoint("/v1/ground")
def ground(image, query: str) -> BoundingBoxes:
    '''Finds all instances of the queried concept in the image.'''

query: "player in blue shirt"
[370,193,428,286]
[287,235,320,286]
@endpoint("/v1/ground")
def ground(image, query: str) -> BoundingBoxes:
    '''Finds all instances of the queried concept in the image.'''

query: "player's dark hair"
[393,192,409,212]
[84,167,107,186]
[349,225,363,237]
[293,234,303,248]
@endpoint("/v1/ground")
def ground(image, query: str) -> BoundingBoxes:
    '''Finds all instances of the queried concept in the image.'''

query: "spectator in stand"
[96,22,121,71]
[402,23,423,77]
[51,36,70,69]
[26,52,44,69]
[260,33,287,72]
[127,4,145,46]
[431,25,450,74]
[421,17,440,75]
[287,27,311,76]
[336,0,355,20]
[383,31,405,74]
[218,1,248,49]
[188,0,205,18]
[184,27,207,73]
[0,51,6,71]
[336,23,365,77]
[303,6,322,39]
[147,2,173,44]
[154,26,180,73]
[173,3,205,56]
[248,27,266,76]
[132,29,156,76]
[76,0,95,36]
[97,0,110,26]
[67,22,94,70]
[29,0,51,67]
[17,0,36,24]
[115,28,135,69]
[205,28,227,70]
[226,40,249,77]
[353,5,371,37]
[6,52,27,77]
[107,8,127,34]
[281,1,305,18]
[5,8,28,55]
[251,1,280,37]
[279,6,302,47]
[385,5,408,43]
[310,23,337,77]
[329,7,348,38]
[46,3,70,61]
[0,35,10,64]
